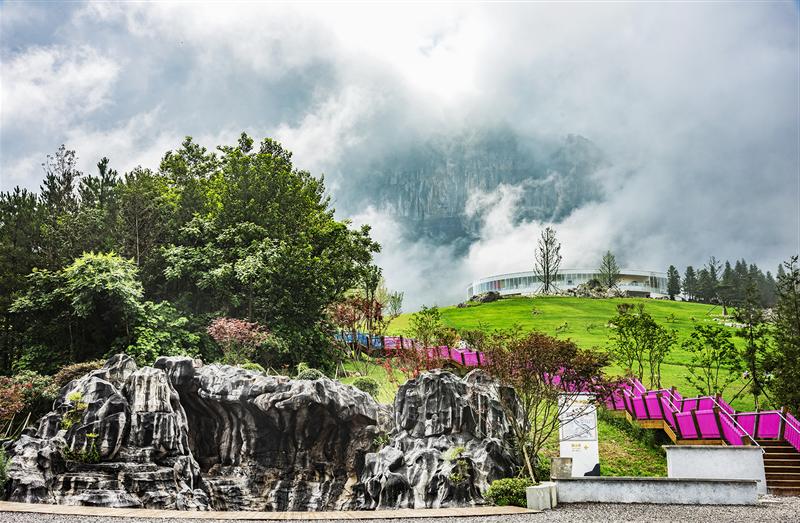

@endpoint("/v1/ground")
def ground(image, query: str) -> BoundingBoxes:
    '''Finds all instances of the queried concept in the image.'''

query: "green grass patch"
[389,296,755,410]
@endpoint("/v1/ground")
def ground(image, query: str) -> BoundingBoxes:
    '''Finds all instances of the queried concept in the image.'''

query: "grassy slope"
[388,296,754,411]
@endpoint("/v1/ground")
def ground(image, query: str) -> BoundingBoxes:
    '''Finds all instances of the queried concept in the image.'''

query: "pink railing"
[366,332,796,450]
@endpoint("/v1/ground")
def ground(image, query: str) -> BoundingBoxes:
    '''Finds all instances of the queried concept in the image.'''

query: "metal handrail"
[707,396,762,450]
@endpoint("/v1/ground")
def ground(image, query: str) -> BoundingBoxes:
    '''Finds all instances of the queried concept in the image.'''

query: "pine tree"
[666,265,681,299]
[719,261,737,314]
[683,266,697,301]
[598,250,621,289]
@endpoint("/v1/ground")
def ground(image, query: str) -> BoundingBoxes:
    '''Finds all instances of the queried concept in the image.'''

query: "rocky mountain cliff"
[338,127,606,248]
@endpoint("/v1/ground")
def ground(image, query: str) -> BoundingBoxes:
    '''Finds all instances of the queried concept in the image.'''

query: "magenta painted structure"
[604,378,800,453]
[357,332,800,453]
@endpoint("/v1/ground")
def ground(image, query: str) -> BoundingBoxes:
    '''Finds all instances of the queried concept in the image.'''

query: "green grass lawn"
[388,296,756,411]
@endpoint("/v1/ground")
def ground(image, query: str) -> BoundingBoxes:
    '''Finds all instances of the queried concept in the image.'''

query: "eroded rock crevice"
[3,355,518,511]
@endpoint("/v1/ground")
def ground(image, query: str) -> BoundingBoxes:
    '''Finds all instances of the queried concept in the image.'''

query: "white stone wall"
[556,477,758,505]
[665,445,767,495]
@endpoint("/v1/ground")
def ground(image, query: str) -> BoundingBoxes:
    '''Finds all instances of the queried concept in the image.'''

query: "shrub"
[0,377,25,425]
[52,360,105,389]
[60,432,100,464]
[207,317,269,365]
[60,391,88,430]
[11,370,57,418]
[0,447,8,489]
[351,376,379,398]
[296,368,326,380]
[485,477,535,507]
[239,362,266,374]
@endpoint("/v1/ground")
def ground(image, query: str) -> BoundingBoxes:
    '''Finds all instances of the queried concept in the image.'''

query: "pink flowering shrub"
[207,317,270,365]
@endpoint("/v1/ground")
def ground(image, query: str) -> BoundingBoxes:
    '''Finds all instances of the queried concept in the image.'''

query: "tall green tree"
[733,276,772,410]
[683,266,697,301]
[597,250,621,289]
[666,265,681,300]
[682,324,738,396]
[771,256,800,412]
[161,134,378,370]
[0,188,43,373]
[39,145,82,270]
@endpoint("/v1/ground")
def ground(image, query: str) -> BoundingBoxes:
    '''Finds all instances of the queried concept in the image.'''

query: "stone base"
[556,477,758,505]
[526,482,557,510]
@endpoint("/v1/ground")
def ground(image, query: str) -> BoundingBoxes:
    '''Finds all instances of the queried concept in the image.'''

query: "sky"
[1,1,799,308]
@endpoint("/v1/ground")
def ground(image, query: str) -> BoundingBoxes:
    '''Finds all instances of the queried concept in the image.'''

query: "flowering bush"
[0,377,25,425]
[0,370,58,427]
[207,317,270,365]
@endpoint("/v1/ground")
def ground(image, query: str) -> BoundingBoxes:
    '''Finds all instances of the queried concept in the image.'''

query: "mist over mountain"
[337,127,606,250]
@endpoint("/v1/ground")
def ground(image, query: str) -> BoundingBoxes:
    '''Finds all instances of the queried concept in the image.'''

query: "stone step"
[767,479,800,488]
[762,453,800,462]
[765,464,800,474]
[764,472,800,481]
[756,439,792,446]
[761,445,795,453]
[768,486,800,496]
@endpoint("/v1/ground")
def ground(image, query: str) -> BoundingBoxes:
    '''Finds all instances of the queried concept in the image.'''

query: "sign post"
[558,393,600,477]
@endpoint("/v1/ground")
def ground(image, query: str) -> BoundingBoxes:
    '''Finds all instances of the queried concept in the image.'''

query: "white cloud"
[1,45,119,131]
[1,1,796,306]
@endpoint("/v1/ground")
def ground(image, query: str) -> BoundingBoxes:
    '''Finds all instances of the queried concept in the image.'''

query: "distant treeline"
[667,257,777,308]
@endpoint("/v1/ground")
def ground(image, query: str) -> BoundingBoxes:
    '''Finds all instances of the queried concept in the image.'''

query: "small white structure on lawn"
[558,393,600,477]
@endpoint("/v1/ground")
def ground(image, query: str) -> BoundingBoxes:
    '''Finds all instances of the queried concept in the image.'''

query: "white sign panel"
[558,393,600,476]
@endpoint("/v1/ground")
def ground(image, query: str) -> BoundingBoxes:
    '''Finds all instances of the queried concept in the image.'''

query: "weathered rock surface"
[3,357,518,511]
[359,370,519,509]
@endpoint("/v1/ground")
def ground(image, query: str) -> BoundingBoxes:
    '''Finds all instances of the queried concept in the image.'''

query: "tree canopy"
[0,134,379,375]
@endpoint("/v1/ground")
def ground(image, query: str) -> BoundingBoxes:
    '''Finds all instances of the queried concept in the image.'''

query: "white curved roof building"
[467,268,668,298]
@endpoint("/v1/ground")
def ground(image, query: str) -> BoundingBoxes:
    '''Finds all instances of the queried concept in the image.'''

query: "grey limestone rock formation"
[3,356,518,512]
[359,370,519,509]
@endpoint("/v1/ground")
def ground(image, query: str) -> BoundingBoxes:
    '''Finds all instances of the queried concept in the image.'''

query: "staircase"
[758,439,800,496]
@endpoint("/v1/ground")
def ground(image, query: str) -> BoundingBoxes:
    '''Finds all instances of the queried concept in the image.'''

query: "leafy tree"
[718,261,737,314]
[732,277,772,410]
[683,266,697,301]
[597,250,621,289]
[485,331,610,482]
[39,145,82,270]
[407,305,443,349]
[10,252,144,371]
[666,265,681,300]
[696,268,716,303]
[385,291,404,321]
[608,303,675,387]
[771,257,800,412]
[533,226,562,294]
[116,167,175,288]
[161,134,378,371]
[126,301,200,365]
[682,324,738,396]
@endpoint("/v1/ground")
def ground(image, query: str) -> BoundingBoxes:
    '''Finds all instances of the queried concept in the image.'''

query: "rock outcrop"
[3,356,518,511]
[359,370,518,509]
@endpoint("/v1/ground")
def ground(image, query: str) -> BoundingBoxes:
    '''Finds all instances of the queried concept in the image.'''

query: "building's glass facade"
[467,269,668,297]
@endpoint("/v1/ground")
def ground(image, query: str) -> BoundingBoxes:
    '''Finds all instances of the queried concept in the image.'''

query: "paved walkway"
[0,502,534,520]
[2,498,800,522]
